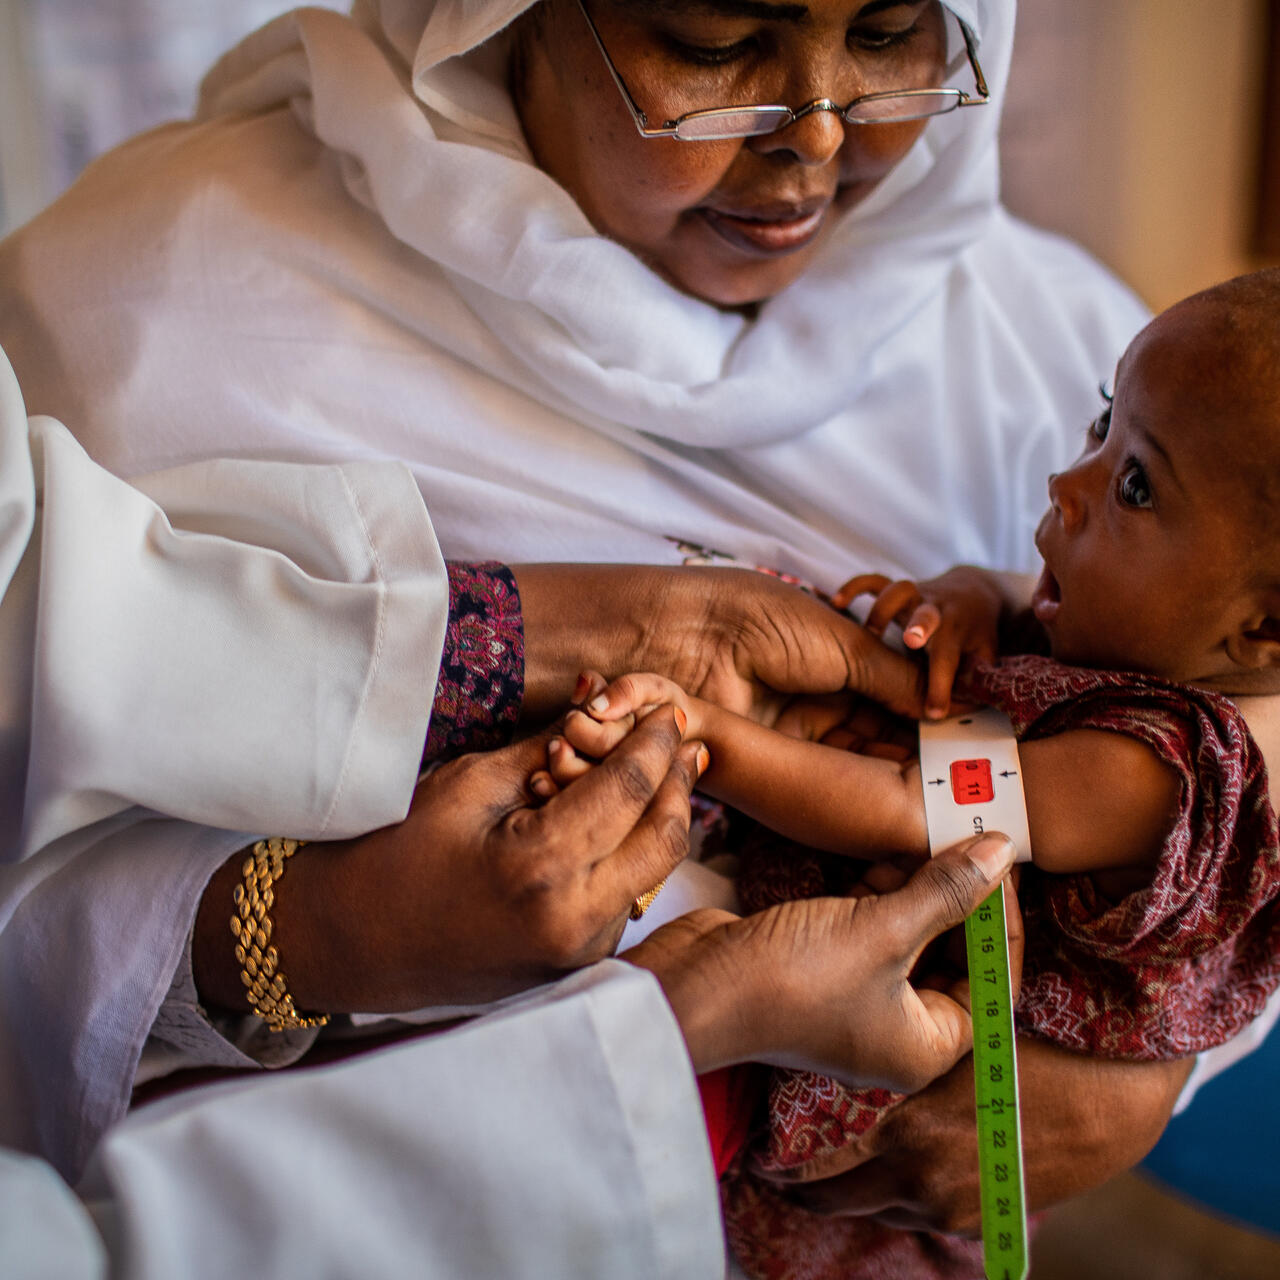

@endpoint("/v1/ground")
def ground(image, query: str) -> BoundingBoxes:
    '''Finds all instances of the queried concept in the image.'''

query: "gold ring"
[629,878,667,921]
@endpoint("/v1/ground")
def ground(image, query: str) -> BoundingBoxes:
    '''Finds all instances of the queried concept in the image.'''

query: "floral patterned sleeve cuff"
[424,562,525,763]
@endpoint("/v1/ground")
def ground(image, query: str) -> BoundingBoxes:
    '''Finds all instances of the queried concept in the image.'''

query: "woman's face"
[514,0,950,307]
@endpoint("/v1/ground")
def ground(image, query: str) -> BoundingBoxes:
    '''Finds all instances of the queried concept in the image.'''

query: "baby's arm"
[567,674,1181,878]
[1017,730,1179,873]
[557,673,930,859]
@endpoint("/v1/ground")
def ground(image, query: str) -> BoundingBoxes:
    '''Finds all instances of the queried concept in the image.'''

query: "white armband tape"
[918,707,1033,863]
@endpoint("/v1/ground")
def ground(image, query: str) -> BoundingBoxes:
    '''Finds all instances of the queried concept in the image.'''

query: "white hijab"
[203,0,1001,449]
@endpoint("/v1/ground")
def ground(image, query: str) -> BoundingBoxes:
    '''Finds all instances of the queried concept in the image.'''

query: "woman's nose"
[1047,467,1086,531]
[749,102,846,166]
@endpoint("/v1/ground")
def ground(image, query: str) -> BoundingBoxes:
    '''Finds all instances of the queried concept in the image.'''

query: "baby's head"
[1032,268,1280,692]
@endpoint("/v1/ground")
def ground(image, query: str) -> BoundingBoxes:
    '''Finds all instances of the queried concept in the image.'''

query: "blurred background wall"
[0,0,343,232]
[1002,0,1278,309]
[2,0,1278,306]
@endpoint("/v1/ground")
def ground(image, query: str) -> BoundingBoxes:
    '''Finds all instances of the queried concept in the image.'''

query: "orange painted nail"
[673,706,688,735]
[696,745,711,777]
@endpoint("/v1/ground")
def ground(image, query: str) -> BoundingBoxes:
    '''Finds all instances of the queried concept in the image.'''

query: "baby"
[537,269,1280,1279]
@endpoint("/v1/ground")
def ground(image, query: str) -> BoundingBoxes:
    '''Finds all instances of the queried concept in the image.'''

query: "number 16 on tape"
[919,710,1030,1280]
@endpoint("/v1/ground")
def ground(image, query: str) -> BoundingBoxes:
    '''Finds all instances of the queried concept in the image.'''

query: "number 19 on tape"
[919,710,1030,1280]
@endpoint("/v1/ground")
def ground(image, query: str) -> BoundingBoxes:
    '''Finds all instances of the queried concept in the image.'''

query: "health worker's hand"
[625,833,1018,1096]
[772,1041,1191,1236]
[513,564,927,726]
[194,710,703,1014]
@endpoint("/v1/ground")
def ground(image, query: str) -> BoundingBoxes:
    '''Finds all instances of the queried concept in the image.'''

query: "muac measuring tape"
[919,708,1032,1280]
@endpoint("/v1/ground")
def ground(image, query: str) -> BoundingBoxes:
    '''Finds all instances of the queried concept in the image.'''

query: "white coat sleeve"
[0,344,450,1179]
[0,345,448,857]
[68,962,725,1280]
[0,1149,106,1280]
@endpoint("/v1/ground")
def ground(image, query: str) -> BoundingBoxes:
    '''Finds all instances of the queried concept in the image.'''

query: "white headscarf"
[204,0,1001,451]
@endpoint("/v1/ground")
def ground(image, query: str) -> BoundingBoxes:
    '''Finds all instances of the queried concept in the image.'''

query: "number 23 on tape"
[919,707,1032,1280]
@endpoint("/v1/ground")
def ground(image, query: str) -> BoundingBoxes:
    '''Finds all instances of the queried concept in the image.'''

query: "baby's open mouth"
[1031,564,1061,624]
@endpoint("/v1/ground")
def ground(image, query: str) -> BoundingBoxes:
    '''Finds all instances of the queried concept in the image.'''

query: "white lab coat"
[0,962,724,1279]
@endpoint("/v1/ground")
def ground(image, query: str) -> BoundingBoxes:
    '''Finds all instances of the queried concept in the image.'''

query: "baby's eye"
[1117,461,1152,509]
[1087,405,1112,445]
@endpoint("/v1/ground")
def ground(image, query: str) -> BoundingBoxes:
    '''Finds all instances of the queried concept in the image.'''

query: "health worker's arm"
[4,965,724,1280]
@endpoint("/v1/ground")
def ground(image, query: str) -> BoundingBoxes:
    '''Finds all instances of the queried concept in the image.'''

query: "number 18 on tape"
[919,709,1031,1280]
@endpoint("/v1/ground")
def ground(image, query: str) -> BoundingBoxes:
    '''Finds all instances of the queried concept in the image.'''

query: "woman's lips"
[1031,564,1061,625]
[699,204,829,255]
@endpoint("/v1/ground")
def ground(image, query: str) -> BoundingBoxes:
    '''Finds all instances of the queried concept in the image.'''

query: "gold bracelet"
[629,877,667,921]
[230,837,330,1033]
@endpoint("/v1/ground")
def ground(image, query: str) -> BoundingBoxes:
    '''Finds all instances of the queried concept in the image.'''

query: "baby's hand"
[833,567,1005,719]
[529,671,702,799]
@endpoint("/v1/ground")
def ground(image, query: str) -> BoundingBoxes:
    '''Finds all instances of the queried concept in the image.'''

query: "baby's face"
[1031,301,1272,683]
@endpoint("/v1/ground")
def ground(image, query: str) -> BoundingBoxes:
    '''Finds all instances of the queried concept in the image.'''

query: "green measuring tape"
[965,883,1027,1280]
[919,709,1030,1280]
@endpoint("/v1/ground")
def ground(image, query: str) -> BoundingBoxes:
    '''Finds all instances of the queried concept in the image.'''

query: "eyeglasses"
[574,0,989,142]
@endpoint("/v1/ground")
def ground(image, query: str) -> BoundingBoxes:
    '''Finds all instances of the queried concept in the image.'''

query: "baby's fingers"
[923,644,962,720]
[864,581,924,638]
[901,602,941,650]
[562,708,635,759]
[832,572,891,611]
[585,672,687,724]
[571,669,609,708]
[528,770,560,801]
[547,736,594,786]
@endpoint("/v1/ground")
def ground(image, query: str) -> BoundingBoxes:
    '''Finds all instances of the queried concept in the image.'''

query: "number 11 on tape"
[919,709,1031,1280]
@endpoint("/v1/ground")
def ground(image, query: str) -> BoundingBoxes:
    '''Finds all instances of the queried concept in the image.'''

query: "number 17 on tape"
[919,710,1030,1280]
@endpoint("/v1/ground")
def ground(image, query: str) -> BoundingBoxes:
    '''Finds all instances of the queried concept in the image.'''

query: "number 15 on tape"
[919,709,1031,1280]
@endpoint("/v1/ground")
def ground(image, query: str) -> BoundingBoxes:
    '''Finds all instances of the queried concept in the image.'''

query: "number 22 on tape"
[919,708,1031,1280]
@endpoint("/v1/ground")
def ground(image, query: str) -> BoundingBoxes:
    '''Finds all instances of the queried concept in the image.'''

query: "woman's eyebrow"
[627,0,812,22]
[624,0,922,22]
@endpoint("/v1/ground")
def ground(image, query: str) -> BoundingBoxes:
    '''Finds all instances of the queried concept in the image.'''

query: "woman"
[0,0,1200,1247]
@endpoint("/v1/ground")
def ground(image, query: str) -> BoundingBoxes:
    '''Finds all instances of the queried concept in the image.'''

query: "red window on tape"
[950,758,993,805]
